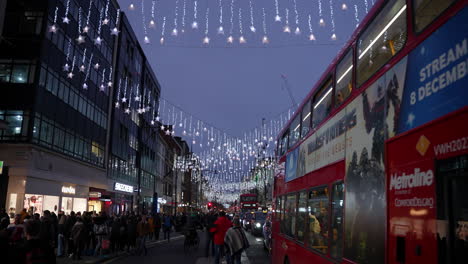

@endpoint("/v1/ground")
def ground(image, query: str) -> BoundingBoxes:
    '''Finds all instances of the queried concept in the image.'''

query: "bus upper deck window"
[357,0,407,87]
[312,79,333,129]
[413,0,456,33]
[301,100,311,138]
[335,49,353,107]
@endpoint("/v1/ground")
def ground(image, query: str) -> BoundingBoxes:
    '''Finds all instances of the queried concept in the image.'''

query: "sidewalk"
[57,234,185,264]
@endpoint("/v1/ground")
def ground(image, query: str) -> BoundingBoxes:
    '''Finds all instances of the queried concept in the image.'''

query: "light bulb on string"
[192,1,198,29]
[144,36,150,43]
[309,33,316,40]
[149,20,156,28]
[294,27,301,35]
[94,63,100,70]
[94,36,102,45]
[342,3,348,10]
[115,102,120,108]
[218,26,224,34]
[49,24,57,33]
[331,33,337,40]
[129,3,135,10]
[82,83,88,89]
[203,36,210,44]
[239,36,246,44]
[76,35,85,44]
[274,0,281,22]
[227,36,233,43]
[319,18,325,26]
[172,28,178,36]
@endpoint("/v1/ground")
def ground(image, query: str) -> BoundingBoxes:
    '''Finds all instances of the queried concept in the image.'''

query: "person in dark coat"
[127,216,137,251]
[23,219,56,264]
[65,211,77,257]
[39,210,55,248]
[71,217,87,260]
[154,213,161,241]
[110,217,121,253]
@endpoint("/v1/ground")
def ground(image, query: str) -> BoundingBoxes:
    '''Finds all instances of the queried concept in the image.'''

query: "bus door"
[386,108,468,264]
[435,155,468,264]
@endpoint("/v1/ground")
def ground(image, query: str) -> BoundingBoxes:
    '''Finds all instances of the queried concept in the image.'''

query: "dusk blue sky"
[117,0,374,137]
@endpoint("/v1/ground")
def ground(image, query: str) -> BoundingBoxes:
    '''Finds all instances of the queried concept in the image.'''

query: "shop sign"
[89,192,101,198]
[62,186,76,194]
[157,198,167,204]
[0,161,3,174]
[114,182,134,193]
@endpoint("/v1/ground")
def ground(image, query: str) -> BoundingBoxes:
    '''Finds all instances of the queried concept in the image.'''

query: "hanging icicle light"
[129,3,135,10]
[284,8,291,33]
[144,36,150,43]
[274,0,281,22]
[49,7,59,33]
[192,1,198,29]
[203,8,210,44]
[331,33,337,40]
[342,3,348,10]
[227,36,233,43]
[319,18,325,26]
[94,63,100,70]
[63,0,71,24]
[203,36,210,44]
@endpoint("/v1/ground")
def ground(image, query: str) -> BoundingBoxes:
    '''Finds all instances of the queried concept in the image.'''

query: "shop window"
[289,114,301,148]
[357,0,407,87]
[301,100,311,138]
[335,50,353,107]
[312,79,333,128]
[297,191,308,243]
[53,127,65,150]
[330,182,344,259]
[24,194,43,215]
[61,197,74,215]
[413,0,456,33]
[0,110,28,140]
[308,187,329,254]
[284,193,297,238]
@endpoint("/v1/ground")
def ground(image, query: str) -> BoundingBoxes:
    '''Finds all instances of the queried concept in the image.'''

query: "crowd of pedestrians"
[0,207,179,263]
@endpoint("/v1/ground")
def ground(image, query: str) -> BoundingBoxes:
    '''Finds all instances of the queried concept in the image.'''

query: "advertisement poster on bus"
[285,148,298,182]
[297,109,352,178]
[344,57,407,263]
[398,7,468,134]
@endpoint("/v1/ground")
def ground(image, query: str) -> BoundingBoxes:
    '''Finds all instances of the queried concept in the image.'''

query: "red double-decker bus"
[272,1,467,264]
[240,193,258,211]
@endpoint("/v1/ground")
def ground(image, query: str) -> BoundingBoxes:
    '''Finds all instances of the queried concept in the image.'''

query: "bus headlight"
[256,223,261,228]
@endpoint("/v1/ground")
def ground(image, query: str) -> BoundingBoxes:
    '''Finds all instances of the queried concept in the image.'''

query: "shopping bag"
[102,238,110,250]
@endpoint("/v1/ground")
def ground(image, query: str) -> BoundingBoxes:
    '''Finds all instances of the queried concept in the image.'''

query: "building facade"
[0,0,193,216]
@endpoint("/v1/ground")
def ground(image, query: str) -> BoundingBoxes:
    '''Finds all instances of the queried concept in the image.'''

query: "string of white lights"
[111,9,120,35]
[262,8,269,44]
[293,0,300,35]
[227,0,234,43]
[192,1,198,29]
[62,0,70,24]
[160,16,166,44]
[308,14,316,40]
[203,8,210,44]
[354,4,359,28]
[150,1,156,28]
[103,0,110,25]
[330,0,336,40]
[80,48,87,72]
[95,8,103,45]
[274,0,281,22]
[182,0,186,32]
[249,0,256,33]
[142,0,149,43]
[100,68,106,91]
[218,0,224,34]
[82,53,93,89]
[49,7,59,32]
[239,8,246,43]
[318,0,325,26]
[364,0,369,14]
[284,8,291,33]
[172,0,179,36]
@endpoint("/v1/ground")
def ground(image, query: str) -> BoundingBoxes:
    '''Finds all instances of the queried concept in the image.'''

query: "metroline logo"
[390,168,434,190]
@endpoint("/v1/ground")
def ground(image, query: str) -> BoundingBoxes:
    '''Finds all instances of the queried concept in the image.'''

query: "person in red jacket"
[209,211,232,264]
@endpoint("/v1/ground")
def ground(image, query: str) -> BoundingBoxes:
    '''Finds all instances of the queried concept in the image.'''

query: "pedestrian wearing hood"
[209,211,232,264]
[224,216,250,264]
[71,217,87,260]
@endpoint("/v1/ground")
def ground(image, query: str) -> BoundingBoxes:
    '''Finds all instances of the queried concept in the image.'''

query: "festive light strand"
[49,7,59,33]
[111,9,120,35]
[149,1,156,28]
[160,16,166,44]
[330,0,336,40]
[274,0,281,22]
[80,48,87,72]
[63,39,71,71]
[293,0,300,35]
[218,0,224,34]
[100,68,106,91]
[239,8,246,43]
[364,0,369,14]
[182,0,186,32]
[308,14,316,40]
[95,8,104,45]
[284,8,291,33]
[142,0,149,43]
[84,0,93,33]
[172,0,179,36]
[103,0,110,25]
[262,8,269,44]
[192,1,198,29]
[203,8,210,44]
[318,0,325,26]
[354,4,359,28]
[227,0,234,43]
[249,0,256,33]
[62,0,70,24]
[83,53,93,89]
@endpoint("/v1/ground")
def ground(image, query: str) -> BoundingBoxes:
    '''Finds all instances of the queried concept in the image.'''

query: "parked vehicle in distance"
[242,211,253,231]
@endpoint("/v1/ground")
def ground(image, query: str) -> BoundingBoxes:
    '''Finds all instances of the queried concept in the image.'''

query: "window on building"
[284,193,297,238]
[413,0,456,33]
[0,61,12,82]
[335,50,353,107]
[312,79,333,128]
[301,100,311,138]
[308,187,329,254]
[357,0,407,87]
[0,110,29,140]
[297,191,308,243]
[330,182,344,259]
[0,60,36,84]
